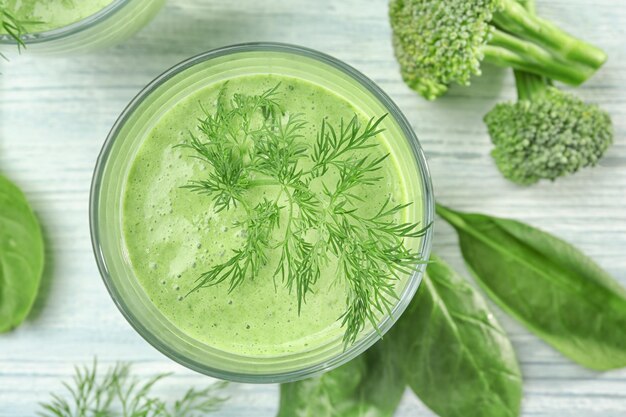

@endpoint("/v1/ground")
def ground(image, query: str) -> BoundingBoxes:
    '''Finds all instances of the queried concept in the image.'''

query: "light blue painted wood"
[1,0,625,415]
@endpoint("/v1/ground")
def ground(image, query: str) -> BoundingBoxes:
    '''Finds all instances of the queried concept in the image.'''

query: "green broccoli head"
[484,85,613,185]
[389,0,607,100]
[390,0,498,100]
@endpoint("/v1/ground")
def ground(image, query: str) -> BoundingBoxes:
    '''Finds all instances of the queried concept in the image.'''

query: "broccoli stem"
[521,0,536,15]
[483,31,595,86]
[514,70,547,101]
[513,0,547,101]
[494,0,607,69]
[511,0,550,102]
[483,0,607,85]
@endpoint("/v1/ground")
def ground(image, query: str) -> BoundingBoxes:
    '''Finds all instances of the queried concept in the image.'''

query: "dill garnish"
[38,360,228,417]
[179,83,428,346]
[0,6,28,58]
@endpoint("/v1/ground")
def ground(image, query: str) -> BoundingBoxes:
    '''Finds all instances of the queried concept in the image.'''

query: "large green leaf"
[437,204,626,370]
[0,175,44,333]
[276,335,405,417]
[395,255,522,417]
[276,255,521,417]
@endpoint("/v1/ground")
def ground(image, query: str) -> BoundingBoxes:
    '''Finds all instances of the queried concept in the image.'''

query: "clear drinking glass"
[0,0,164,54]
[90,43,434,383]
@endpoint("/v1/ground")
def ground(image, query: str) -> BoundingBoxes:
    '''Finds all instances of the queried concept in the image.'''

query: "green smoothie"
[1,0,115,34]
[122,74,421,357]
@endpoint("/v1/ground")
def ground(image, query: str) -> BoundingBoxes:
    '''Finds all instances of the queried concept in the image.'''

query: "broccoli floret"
[389,0,607,100]
[484,71,613,185]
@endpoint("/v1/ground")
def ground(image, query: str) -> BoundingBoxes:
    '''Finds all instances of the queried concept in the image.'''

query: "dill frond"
[180,83,428,346]
[38,360,228,417]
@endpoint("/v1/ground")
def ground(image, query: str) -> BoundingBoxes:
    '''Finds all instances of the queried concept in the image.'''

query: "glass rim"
[90,42,434,383]
[0,0,128,44]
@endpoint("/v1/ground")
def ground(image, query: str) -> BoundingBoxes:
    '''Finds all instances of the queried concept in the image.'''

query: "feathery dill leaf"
[179,83,428,346]
[1,6,27,57]
[1,3,46,60]
[38,360,228,417]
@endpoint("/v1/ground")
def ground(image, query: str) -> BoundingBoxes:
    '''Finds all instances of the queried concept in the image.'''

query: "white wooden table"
[1,1,625,415]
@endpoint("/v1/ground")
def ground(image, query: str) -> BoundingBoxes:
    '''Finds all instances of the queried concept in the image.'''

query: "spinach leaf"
[276,335,405,417]
[0,175,44,333]
[276,255,521,417]
[436,204,626,370]
[395,255,522,417]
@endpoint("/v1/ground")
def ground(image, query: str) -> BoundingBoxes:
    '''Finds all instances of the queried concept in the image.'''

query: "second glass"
[0,0,164,54]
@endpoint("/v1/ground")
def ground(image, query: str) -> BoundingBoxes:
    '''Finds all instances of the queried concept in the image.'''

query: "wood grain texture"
[1,0,625,415]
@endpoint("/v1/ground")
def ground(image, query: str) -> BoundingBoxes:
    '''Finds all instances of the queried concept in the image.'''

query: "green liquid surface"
[123,74,417,356]
[1,0,115,33]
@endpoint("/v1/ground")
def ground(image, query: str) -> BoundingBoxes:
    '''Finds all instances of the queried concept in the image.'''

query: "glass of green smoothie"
[0,0,164,54]
[91,43,434,383]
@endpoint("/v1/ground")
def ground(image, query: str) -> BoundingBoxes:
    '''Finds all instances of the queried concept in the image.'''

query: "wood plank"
[1,0,625,415]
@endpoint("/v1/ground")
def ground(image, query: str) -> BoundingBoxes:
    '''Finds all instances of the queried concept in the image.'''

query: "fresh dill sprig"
[179,83,428,346]
[1,6,28,58]
[38,360,228,417]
